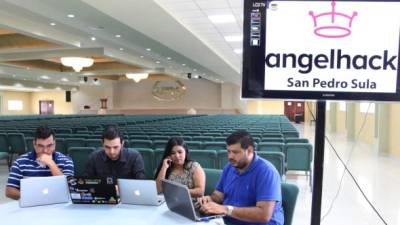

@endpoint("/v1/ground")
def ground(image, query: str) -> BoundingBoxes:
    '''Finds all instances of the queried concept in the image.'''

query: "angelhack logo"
[309,0,358,38]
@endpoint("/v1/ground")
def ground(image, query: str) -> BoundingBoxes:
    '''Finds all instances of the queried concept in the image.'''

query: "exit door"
[39,100,54,115]
[284,101,305,122]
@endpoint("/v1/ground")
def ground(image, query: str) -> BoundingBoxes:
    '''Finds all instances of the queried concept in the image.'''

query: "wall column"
[377,103,390,155]
[329,102,337,132]
[346,102,356,140]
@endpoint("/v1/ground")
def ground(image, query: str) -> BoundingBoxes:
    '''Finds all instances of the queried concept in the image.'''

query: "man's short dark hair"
[226,130,254,149]
[102,126,123,143]
[34,126,55,141]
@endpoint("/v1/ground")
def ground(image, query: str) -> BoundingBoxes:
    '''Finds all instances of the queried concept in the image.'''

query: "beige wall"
[337,111,347,133]
[304,101,315,124]
[221,83,246,114]
[246,100,284,115]
[113,79,222,110]
[355,110,375,144]
[31,91,73,114]
[72,82,114,113]
[0,90,74,115]
[0,91,32,115]
[388,104,400,157]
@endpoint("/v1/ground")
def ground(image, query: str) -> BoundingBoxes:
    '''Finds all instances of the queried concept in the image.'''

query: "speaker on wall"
[66,91,71,102]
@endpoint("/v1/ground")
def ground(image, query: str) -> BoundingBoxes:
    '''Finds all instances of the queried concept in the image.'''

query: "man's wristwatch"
[226,205,234,216]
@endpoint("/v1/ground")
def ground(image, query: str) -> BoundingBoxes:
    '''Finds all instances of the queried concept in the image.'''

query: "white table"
[0,201,225,225]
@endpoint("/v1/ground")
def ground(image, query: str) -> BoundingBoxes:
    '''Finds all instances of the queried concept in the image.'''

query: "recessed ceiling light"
[61,78,69,82]
[115,34,121,38]
[67,14,75,18]
[37,86,43,89]
[193,69,197,71]
[140,56,144,58]
[146,48,151,51]
[119,48,124,51]
[88,26,105,31]
[224,35,243,42]
[12,74,16,77]
[91,37,96,41]
[50,22,56,26]
[208,14,235,24]
[156,61,160,64]
[14,83,23,87]
[182,64,186,66]
[40,75,50,80]
[234,48,243,54]
[166,57,171,60]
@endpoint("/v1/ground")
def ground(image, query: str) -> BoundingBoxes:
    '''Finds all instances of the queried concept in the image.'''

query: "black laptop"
[161,179,224,221]
[67,176,120,204]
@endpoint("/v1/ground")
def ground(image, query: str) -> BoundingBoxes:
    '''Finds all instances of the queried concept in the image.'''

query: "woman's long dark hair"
[154,137,192,179]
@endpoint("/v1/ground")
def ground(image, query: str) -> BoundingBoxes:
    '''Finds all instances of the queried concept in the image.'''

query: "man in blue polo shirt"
[5,126,74,200]
[198,130,284,225]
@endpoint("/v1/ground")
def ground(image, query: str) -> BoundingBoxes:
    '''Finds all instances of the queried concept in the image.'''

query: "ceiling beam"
[0,47,104,61]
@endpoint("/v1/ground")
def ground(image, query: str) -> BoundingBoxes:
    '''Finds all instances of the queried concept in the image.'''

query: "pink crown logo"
[309,0,358,38]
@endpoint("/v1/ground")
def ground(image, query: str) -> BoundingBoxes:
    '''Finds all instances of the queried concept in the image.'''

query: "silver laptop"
[19,175,70,207]
[161,179,224,222]
[118,179,165,206]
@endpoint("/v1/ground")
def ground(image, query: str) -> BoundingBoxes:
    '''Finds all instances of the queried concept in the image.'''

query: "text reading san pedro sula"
[265,49,398,89]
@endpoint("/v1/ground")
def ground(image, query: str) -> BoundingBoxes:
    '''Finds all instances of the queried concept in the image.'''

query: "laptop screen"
[67,176,120,204]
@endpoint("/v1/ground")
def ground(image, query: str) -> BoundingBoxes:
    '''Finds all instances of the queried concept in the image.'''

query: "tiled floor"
[0,122,399,224]
[291,123,400,225]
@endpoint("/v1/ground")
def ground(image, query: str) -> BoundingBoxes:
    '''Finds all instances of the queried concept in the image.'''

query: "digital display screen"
[242,0,400,101]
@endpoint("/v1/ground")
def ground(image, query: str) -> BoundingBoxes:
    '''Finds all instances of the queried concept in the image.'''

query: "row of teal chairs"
[66,147,287,179]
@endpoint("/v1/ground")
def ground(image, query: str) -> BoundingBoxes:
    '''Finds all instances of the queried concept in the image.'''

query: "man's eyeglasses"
[36,143,55,150]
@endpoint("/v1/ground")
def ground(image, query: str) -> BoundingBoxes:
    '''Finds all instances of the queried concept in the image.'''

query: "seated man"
[85,126,145,179]
[198,130,284,225]
[5,126,74,200]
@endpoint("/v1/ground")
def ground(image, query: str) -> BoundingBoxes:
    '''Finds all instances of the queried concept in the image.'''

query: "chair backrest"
[189,150,217,169]
[192,136,213,142]
[68,147,96,176]
[282,130,299,138]
[135,148,154,179]
[7,133,27,154]
[65,138,86,151]
[261,137,285,143]
[285,138,309,144]
[203,142,226,151]
[152,140,168,150]
[257,142,284,153]
[130,139,153,149]
[281,183,299,225]
[25,137,35,152]
[258,152,286,177]
[0,133,9,153]
[217,151,228,169]
[86,139,102,148]
[55,138,67,155]
[153,149,165,172]
[204,168,222,195]
[285,143,313,171]
[185,141,202,150]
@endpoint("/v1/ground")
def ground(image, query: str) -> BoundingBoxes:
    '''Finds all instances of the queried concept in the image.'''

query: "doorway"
[284,101,305,122]
[39,100,54,115]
